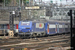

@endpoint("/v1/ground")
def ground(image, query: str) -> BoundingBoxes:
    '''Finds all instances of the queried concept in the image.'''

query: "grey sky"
[35,0,75,5]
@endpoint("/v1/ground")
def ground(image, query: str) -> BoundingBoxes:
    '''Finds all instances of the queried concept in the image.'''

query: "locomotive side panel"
[33,23,45,32]
[31,22,46,36]
[18,21,46,37]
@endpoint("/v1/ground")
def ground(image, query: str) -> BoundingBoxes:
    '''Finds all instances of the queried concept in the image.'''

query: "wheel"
[43,33,46,36]
[19,35,24,39]
[32,33,37,37]
[41,33,46,36]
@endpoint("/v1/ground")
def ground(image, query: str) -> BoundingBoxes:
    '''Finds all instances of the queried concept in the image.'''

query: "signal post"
[9,11,15,38]
[8,10,21,38]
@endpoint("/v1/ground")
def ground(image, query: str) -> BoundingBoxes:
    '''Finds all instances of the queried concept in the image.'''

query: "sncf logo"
[36,23,44,28]
[39,24,42,27]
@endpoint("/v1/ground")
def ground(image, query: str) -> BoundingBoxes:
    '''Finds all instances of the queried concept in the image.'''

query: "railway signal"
[9,11,15,30]
[9,11,15,37]
[9,10,21,38]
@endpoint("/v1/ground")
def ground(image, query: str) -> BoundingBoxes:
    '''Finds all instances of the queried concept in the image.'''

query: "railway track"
[0,39,70,49]
[0,33,70,49]
[0,33,70,43]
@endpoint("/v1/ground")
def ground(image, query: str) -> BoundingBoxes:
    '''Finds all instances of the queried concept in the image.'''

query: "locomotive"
[18,19,70,37]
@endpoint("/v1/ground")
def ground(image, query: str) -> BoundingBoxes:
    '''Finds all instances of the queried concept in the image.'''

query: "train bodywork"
[0,24,18,35]
[18,20,70,37]
[46,20,70,35]
[0,21,19,35]
[18,21,46,37]
[6,24,18,34]
[0,24,7,35]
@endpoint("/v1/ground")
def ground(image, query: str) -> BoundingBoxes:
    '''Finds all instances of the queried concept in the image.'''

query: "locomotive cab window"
[21,22,30,25]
